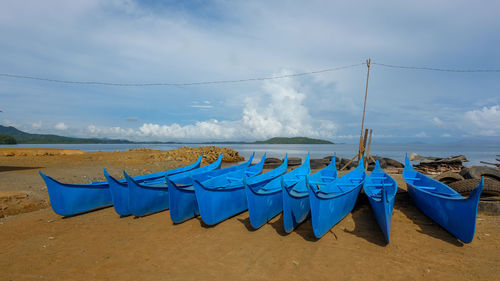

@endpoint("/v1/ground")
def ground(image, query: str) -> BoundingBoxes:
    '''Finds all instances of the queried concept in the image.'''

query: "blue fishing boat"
[403,157,483,243]
[39,172,111,216]
[106,153,223,216]
[193,154,279,225]
[167,153,255,224]
[363,158,397,243]
[308,158,366,238]
[38,154,203,216]
[282,154,339,233]
[245,155,312,229]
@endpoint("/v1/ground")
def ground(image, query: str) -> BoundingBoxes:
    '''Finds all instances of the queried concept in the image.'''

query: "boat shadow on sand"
[267,214,320,242]
[395,190,464,247]
[0,166,44,172]
[343,195,388,247]
[61,205,113,219]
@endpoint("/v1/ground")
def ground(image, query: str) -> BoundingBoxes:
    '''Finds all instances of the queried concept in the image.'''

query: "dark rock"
[382,157,403,168]
[264,162,282,169]
[287,157,302,166]
[339,158,358,170]
[265,158,282,164]
[311,159,327,169]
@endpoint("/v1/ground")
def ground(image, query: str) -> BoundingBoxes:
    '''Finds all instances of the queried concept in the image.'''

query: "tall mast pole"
[358,58,371,161]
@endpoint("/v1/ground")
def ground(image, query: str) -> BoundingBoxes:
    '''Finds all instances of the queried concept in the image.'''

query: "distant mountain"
[253,137,333,144]
[0,126,335,145]
[0,125,133,144]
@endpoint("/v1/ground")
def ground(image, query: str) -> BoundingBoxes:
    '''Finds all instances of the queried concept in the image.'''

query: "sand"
[0,148,499,280]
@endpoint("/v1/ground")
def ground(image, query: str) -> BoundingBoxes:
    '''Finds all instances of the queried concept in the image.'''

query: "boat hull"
[363,159,397,243]
[366,194,394,243]
[103,170,130,216]
[309,184,363,238]
[167,180,199,224]
[127,175,169,217]
[403,156,483,243]
[193,182,248,225]
[407,182,482,243]
[245,186,283,229]
[282,186,310,233]
[39,172,112,216]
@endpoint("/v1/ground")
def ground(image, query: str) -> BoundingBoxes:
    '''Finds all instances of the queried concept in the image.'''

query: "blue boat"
[39,172,111,216]
[105,153,223,216]
[167,153,255,224]
[193,154,278,225]
[308,158,366,238]
[245,155,312,229]
[283,154,340,233]
[38,154,203,216]
[363,158,397,243]
[403,156,483,243]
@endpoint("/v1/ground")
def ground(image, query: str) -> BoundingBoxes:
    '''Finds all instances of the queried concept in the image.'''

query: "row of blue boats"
[39,152,484,244]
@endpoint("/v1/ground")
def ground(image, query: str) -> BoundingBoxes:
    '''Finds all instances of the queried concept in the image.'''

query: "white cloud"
[32,121,42,129]
[190,105,214,109]
[86,75,337,141]
[415,131,428,138]
[1,119,16,127]
[463,105,500,136]
[441,133,451,137]
[54,122,68,130]
[432,117,445,128]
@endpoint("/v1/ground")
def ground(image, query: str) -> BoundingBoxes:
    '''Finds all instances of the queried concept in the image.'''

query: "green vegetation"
[253,137,333,144]
[0,125,132,144]
[0,134,17,144]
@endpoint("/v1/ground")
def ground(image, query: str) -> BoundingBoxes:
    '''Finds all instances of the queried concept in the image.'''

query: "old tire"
[449,178,500,196]
[460,166,500,181]
[433,171,464,185]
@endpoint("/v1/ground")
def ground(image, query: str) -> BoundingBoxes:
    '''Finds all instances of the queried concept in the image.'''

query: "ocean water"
[1,143,498,166]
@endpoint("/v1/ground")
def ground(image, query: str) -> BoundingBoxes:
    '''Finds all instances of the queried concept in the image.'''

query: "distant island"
[0,125,334,145]
[252,137,333,144]
[0,125,133,144]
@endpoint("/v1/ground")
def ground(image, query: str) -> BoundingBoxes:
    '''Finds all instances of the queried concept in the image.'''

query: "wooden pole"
[358,59,371,161]
[365,129,373,169]
[362,128,369,156]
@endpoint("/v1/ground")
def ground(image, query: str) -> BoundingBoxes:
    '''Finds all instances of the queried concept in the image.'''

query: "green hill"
[253,137,333,144]
[0,134,17,144]
[0,125,132,144]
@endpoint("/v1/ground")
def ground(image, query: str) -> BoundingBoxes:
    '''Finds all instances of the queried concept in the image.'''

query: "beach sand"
[0,148,499,280]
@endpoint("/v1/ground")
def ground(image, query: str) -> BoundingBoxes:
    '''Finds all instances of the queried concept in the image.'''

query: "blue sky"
[0,0,499,143]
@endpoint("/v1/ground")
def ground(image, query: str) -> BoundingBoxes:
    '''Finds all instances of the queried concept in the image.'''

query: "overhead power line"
[0,61,498,87]
[372,62,500,73]
[0,63,365,87]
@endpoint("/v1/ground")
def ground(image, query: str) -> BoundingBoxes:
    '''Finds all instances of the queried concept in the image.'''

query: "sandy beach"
[1,148,499,280]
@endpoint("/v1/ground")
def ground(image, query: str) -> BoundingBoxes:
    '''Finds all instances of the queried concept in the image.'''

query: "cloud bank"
[87,74,337,141]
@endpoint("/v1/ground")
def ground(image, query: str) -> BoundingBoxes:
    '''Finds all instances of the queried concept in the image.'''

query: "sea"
[1,143,498,166]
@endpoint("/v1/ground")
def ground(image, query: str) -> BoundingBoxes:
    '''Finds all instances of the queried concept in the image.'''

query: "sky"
[0,0,499,143]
